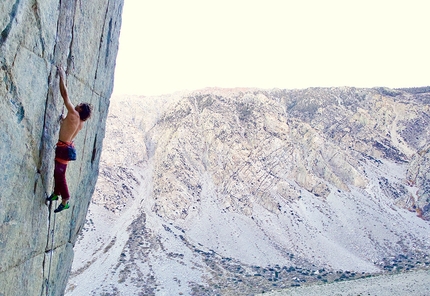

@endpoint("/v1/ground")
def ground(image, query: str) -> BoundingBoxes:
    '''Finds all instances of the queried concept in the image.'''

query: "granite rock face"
[0,1,123,295]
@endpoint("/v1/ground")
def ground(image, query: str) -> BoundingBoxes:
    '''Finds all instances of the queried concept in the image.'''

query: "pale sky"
[113,0,430,96]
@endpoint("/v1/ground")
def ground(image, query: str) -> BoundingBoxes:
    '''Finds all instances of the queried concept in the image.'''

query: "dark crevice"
[36,69,53,207]
[43,199,57,296]
[1,57,23,124]
[66,4,77,72]
[53,0,78,68]
[105,18,113,66]
[68,206,76,243]
[33,179,38,194]
[91,134,97,164]
[0,0,21,46]
[93,0,124,86]
[32,0,46,56]
[10,98,25,123]
[2,71,25,123]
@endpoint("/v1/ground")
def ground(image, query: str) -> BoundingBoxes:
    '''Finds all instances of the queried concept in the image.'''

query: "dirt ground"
[259,269,430,296]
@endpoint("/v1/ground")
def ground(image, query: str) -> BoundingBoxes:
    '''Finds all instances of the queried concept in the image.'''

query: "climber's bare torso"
[58,67,83,143]
[59,112,83,143]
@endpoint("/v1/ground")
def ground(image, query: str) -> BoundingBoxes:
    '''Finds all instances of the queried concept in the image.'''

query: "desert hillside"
[67,87,429,295]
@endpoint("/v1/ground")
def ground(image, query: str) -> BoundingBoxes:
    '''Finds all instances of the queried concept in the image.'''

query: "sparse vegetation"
[70,87,430,295]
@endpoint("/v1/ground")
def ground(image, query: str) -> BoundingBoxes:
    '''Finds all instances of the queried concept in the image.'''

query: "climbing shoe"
[54,202,69,213]
[46,193,59,201]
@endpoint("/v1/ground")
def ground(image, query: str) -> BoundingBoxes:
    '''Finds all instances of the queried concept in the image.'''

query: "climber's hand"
[57,66,66,80]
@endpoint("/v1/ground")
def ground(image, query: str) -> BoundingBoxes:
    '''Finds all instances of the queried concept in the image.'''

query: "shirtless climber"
[46,66,93,213]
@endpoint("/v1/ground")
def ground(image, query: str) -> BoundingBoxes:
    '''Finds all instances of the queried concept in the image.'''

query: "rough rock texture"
[68,88,430,295]
[407,143,430,220]
[0,1,123,295]
[149,87,430,221]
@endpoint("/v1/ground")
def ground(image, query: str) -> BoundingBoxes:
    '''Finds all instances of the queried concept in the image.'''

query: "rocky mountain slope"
[68,87,430,295]
[0,1,123,295]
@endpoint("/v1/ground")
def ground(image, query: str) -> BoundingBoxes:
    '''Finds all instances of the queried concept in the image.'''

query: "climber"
[46,66,93,213]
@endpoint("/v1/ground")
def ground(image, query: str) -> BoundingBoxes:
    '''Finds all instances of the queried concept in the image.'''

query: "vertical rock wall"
[0,1,123,295]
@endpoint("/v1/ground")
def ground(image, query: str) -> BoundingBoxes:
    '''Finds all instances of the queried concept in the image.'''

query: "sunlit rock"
[0,1,123,295]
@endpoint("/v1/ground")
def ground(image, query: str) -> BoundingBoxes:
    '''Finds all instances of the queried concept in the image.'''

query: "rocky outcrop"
[69,88,430,295]
[149,87,430,220]
[0,1,123,295]
[407,144,430,220]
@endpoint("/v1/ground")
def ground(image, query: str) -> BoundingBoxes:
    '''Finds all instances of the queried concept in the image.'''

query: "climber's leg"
[53,160,70,203]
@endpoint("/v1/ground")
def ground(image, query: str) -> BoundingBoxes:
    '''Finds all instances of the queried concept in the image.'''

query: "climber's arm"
[57,67,75,114]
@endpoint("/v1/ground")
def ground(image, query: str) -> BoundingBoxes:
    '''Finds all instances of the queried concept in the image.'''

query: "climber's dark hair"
[77,103,93,121]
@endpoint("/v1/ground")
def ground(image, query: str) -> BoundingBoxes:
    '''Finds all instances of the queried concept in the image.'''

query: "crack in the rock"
[31,0,46,56]
[0,0,21,46]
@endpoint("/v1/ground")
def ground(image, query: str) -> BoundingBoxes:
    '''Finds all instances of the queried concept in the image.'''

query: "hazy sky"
[113,0,429,96]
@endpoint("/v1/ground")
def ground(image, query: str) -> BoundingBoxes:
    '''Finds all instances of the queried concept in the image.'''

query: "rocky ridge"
[68,87,430,295]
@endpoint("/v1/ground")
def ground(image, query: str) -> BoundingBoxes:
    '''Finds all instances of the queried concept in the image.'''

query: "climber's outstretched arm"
[57,66,75,114]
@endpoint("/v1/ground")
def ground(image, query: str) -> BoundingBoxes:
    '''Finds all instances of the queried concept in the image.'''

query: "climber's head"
[75,103,93,121]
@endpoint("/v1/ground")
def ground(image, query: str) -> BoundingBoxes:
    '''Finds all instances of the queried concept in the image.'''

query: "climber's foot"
[54,202,69,213]
[46,193,59,201]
